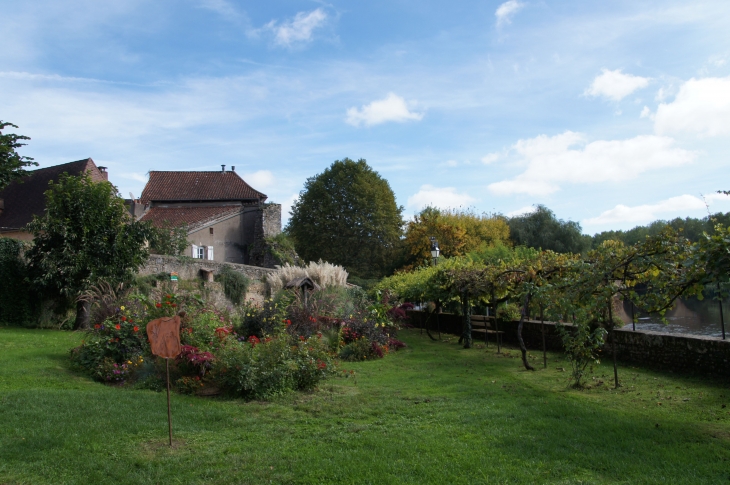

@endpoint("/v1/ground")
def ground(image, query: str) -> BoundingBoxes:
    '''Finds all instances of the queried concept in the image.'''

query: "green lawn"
[1,327,728,484]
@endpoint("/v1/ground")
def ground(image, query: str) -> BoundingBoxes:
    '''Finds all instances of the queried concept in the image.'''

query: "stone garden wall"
[406,310,730,377]
[139,255,274,305]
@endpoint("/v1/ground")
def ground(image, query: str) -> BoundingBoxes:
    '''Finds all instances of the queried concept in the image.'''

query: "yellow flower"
[120,306,125,311]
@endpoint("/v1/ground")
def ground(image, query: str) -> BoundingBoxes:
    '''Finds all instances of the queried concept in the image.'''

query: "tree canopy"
[287,158,404,279]
[0,121,38,190]
[401,207,510,270]
[26,173,155,329]
[508,205,588,254]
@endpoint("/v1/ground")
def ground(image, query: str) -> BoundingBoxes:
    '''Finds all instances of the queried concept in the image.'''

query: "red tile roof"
[139,205,243,231]
[0,158,105,232]
[140,171,267,204]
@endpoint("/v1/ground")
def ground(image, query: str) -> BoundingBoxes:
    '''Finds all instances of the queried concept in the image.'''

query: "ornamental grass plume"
[267,260,349,292]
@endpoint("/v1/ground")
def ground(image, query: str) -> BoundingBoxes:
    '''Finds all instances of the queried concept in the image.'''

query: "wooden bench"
[470,314,504,346]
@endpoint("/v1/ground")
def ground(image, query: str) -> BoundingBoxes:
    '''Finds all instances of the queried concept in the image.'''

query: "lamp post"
[430,237,440,266]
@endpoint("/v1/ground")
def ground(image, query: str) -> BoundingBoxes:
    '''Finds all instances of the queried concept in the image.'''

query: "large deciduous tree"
[401,207,510,270]
[287,158,404,279]
[0,121,38,190]
[27,173,155,329]
[508,205,589,254]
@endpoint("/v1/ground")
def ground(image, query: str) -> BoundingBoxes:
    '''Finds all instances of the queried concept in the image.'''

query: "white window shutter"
[207,246,214,261]
[192,244,199,258]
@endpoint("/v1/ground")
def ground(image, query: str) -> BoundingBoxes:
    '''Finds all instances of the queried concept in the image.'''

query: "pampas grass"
[267,260,349,292]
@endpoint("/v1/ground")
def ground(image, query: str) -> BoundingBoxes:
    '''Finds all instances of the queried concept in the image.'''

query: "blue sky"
[2,0,729,233]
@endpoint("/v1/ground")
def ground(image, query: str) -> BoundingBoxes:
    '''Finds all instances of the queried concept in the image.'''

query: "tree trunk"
[609,299,620,388]
[541,305,547,369]
[518,293,535,371]
[461,291,472,349]
[74,299,91,330]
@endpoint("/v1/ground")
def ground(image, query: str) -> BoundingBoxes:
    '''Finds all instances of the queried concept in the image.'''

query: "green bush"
[0,238,36,326]
[212,333,334,399]
[215,265,250,305]
[339,337,373,362]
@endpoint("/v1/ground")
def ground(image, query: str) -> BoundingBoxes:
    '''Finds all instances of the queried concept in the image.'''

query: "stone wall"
[140,254,274,281]
[406,310,730,377]
[248,203,282,268]
[139,255,273,306]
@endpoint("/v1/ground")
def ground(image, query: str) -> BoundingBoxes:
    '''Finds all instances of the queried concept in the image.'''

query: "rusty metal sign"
[146,316,181,358]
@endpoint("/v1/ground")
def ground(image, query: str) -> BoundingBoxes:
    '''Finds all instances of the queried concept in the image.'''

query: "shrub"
[0,238,36,326]
[339,337,373,362]
[215,265,250,305]
[70,312,148,383]
[496,302,521,323]
[557,320,607,388]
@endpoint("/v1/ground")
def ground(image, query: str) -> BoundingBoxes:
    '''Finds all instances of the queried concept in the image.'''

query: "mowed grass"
[1,327,729,484]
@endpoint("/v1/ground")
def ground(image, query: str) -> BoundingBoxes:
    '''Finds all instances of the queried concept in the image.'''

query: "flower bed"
[70,286,407,398]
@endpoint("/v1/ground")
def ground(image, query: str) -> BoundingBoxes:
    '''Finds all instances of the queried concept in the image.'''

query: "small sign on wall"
[170,272,178,281]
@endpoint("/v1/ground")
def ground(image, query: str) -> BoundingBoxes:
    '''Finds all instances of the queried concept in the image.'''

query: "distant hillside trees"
[591,212,730,248]
[287,158,404,279]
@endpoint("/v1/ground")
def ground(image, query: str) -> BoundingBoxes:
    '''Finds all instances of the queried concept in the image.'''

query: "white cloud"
[242,170,275,190]
[346,93,423,127]
[264,8,327,47]
[654,76,730,137]
[199,0,239,18]
[487,131,696,196]
[507,205,537,217]
[445,159,458,167]
[640,106,652,118]
[495,0,525,27]
[481,153,500,164]
[407,185,476,211]
[583,195,708,225]
[585,69,651,101]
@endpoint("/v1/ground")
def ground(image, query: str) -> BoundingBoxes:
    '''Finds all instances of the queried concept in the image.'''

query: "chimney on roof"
[221,165,226,172]
[231,166,235,171]
[97,166,109,181]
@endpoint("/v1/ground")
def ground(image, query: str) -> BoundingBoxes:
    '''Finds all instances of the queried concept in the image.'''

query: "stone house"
[136,166,281,266]
[0,158,109,240]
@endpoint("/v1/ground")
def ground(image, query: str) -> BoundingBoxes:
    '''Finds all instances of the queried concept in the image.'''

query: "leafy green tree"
[26,173,155,329]
[508,205,588,254]
[401,207,510,270]
[149,221,189,256]
[287,158,404,279]
[0,121,38,190]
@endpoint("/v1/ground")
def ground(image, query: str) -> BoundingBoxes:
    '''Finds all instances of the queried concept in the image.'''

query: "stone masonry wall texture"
[406,310,730,377]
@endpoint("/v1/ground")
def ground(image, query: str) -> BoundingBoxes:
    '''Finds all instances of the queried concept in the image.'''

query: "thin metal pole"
[719,285,726,340]
[166,358,173,447]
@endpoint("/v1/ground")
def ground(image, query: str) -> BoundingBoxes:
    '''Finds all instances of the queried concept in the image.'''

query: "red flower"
[317,360,327,370]
[94,324,100,329]
[133,326,139,332]
[166,294,172,299]
[115,324,121,330]
[120,316,126,321]
[299,335,306,341]
[286,319,291,326]
[155,303,162,308]
[171,303,177,307]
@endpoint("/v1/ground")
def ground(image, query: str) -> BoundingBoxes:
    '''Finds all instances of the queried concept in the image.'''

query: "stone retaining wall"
[140,255,274,281]
[406,310,730,377]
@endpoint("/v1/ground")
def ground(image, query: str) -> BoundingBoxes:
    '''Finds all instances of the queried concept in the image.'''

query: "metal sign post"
[147,315,182,447]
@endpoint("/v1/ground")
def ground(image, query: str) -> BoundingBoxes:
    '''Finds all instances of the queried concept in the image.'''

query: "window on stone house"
[209,227,214,235]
